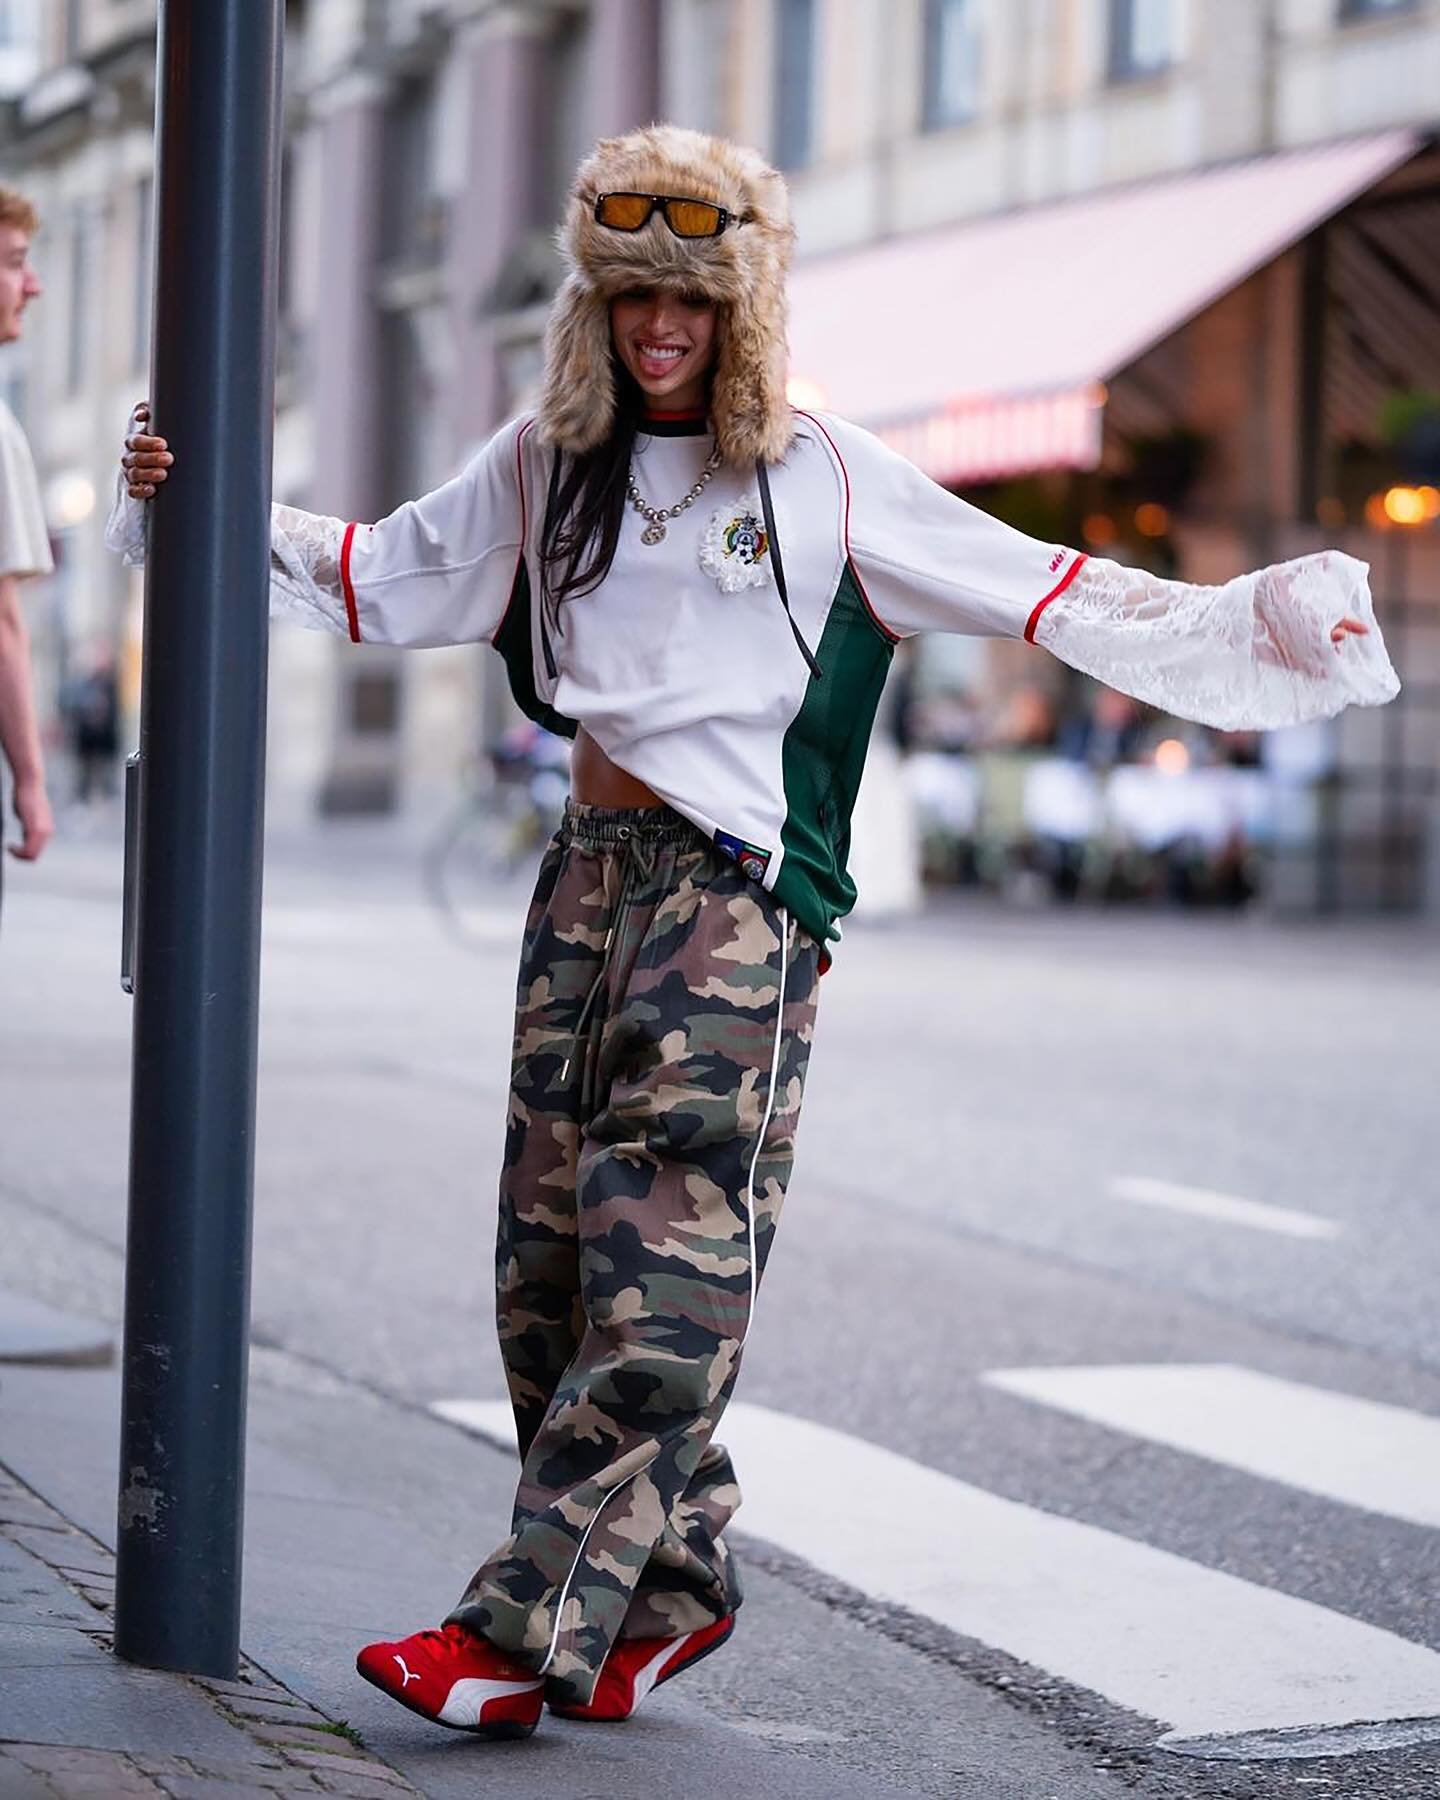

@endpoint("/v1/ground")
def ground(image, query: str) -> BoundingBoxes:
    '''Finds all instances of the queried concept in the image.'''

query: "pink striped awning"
[786,132,1420,487]
[872,386,1105,486]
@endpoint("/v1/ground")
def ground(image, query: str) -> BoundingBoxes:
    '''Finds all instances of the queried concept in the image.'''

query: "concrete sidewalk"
[0,1339,1130,1800]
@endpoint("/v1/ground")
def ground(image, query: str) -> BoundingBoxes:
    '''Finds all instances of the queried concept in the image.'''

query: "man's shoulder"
[0,395,55,579]
[0,399,39,478]
[0,397,28,447]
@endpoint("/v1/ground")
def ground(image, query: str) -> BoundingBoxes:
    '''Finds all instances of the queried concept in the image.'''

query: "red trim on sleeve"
[340,521,361,643]
[1024,553,1087,644]
[795,409,902,646]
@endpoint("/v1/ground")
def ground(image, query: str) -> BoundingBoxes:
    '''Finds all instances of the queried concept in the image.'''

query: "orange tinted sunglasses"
[593,192,741,238]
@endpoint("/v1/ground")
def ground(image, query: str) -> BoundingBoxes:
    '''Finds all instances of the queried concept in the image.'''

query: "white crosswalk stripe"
[431,1393,1440,1752]
[982,1362,1440,1530]
[1108,1175,1342,1239]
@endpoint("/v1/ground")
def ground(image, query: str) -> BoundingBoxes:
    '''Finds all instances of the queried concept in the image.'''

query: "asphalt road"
[3,813,1439,1799]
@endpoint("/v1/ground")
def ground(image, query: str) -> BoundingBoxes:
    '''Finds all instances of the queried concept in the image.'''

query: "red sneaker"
[356,1621,543,1737]
[548,1614,735,1722]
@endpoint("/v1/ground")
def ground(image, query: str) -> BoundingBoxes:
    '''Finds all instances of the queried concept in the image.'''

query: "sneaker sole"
[548,1614,736,1722]
[356,1660,542,1740]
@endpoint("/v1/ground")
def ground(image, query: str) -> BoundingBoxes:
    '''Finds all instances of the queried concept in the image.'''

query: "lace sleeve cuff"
[103,477,352,639]
[269,503,350,637]
[103,469,148,568]
[1032,549,1401,732]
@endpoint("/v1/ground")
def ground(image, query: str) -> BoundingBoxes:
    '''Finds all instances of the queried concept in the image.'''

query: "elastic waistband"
[560,799,707,854]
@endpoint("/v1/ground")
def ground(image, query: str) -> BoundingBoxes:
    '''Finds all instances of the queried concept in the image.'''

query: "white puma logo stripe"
[631,1630,698,1707]
[392,1654,421,1688]
[438,1675,544,1728]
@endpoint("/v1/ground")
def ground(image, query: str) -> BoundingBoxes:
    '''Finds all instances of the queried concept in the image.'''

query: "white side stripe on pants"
[739,906,790,1354]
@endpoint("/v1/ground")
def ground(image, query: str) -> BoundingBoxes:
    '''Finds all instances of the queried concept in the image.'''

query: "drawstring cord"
[558,826,657,1112]
[538,453,564,680]
[756,458,823,681]
[560,955,608,1089]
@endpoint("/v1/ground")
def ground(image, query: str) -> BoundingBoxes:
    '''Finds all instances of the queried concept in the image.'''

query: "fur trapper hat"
[537,124,796,468]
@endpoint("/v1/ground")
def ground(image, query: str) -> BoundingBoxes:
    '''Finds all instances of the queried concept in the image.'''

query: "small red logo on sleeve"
[1048,550,1066,573]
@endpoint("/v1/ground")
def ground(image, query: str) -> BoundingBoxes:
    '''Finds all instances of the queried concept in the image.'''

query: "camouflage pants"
[448,801,820,1707]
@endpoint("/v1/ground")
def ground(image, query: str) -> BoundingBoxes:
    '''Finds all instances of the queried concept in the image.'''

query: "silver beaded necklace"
[627,445,722,546]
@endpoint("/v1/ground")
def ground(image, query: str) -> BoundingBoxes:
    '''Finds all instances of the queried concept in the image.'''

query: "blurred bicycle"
[425,723,571,945]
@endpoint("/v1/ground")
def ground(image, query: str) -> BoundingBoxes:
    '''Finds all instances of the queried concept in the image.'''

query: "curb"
[0,1463,422,1799]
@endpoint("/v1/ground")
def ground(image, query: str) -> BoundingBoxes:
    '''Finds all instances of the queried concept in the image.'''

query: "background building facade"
[2,0,1437,901]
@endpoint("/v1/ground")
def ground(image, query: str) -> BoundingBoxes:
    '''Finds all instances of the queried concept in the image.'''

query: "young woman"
[111,125,1398,1741]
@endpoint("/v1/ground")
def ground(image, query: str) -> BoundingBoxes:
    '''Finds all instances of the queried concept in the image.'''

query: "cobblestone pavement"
[0,1466,421,1799]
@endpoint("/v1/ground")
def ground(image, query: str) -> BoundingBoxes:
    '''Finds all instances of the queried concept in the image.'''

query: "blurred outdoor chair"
[1103,763,1273,905]
[1104,764,1271,853]
[1022,756,1106,901]
[903,750,981,885]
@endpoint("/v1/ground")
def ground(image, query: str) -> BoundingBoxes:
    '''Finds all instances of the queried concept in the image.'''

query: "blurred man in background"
[60,645,120,807]
[0,184,53,914]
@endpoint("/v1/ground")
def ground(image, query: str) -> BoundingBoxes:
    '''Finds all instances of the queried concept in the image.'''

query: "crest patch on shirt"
[699,496,773,593]
[714,830,773,885]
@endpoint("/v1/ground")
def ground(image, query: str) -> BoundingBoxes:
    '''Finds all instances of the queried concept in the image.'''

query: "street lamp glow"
[1379,485,1440,528]
[46,470,96,529]
[1155,738,1189,775]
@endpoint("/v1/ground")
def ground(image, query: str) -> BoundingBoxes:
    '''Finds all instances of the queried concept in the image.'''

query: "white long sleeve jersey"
[107,408,1399,951]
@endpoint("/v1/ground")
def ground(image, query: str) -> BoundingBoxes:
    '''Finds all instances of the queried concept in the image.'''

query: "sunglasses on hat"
[593,192,744,239]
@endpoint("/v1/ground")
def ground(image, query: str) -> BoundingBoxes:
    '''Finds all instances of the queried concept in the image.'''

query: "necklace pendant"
[641,520,667,546]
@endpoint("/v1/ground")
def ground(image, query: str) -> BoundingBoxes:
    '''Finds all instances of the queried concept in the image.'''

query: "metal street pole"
[114,0,283,1677]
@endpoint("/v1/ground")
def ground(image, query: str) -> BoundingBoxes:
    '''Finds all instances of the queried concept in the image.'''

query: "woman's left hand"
[1330,616,1369,647]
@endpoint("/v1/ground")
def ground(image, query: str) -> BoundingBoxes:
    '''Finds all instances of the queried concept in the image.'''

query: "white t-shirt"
[0,398,53,580]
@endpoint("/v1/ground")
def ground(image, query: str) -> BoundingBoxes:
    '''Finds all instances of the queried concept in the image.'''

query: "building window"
[382,72,445,267]
[1109,0,1176,82]
[667,0,727,136]
[66,214,88,395]
[0,0,41,101]
[545,10,593,226]
[773,0,815,171]
[922,0,983,130]
[1338,0,1417,19]
[132,175,152,378]
[350,671,400,735]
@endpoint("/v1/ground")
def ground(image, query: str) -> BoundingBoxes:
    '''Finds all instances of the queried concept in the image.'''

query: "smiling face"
[610,286,718,413]
[0,223,40,345]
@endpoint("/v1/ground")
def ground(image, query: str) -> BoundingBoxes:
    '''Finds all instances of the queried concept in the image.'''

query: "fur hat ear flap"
[537,273,617,457]
[712,288,794,468]
[711,159,794,465]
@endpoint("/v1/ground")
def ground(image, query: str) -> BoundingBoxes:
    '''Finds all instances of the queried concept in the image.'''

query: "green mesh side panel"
[774,562,894,945]
[492,564,577,741]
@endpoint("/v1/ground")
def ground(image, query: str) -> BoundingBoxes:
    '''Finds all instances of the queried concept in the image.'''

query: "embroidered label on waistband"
[714,830,773,885]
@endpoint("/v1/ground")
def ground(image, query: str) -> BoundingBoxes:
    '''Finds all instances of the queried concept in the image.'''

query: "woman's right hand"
[121,402,173,499]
